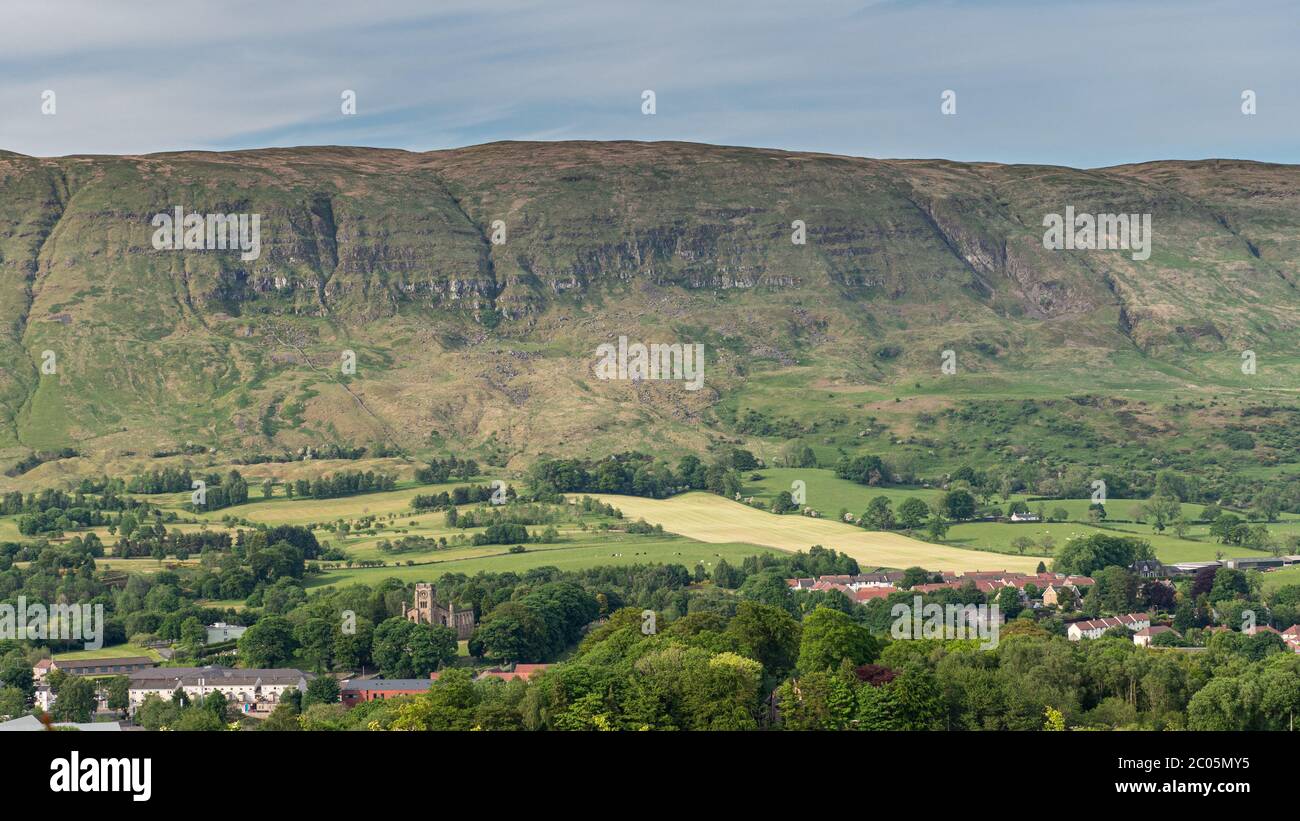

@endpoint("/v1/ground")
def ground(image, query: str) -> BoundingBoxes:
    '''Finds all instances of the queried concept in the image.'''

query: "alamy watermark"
[0,597,104,650]
[1043,206,1151,261]
[151,207,262,261]
[595,336,705,391]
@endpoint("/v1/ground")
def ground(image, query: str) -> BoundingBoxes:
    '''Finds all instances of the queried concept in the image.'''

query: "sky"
[0,0,1295,167]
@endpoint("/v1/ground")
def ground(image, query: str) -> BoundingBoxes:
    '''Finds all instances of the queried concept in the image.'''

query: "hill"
[2,141,1298,484]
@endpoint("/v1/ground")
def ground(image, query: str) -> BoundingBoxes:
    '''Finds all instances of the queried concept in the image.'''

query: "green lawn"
[54,642,164,662]
[307,538,779,590]
[1262,565,1300,593]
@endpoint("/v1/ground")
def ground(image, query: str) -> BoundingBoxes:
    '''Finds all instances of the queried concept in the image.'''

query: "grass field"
[8,470,1294,590]
[306,537,781,589]
[53,643,164,662]
[1261,565,1300,593]
[586,492,1048,573]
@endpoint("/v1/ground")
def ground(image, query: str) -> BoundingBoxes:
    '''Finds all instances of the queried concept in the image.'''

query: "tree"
[1253,489,1282,523]
[172,705,224,731]
[260,702,302,731]
[303,676,340,707]
[1010,536,1035,556]
[770,490,796,514]
[1143,495,1182,533]
[135,694,180,730]
[1210,513,1248,545]
[1052,533,1153,576]
[926,512,949,541]
[293,617,335,672]
[1209,568,1250,603]
[179,617,207,656]
[797,607,879,674]
[738,570,795,613]
[863,496,895,530]
[105,676,130,716]
[897,497,929,529]
[0,686,27,719]
[237,616,298,667]
[52,676,96,723]
[1043,705,1066,731]
[724,601,802,678]
[940,490,977,521]
[202,689,229,722]
[373,618,457,676]
[996,586,1023,618]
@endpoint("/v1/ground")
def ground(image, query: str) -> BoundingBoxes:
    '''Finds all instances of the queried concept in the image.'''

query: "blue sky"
[0,0,1295,167]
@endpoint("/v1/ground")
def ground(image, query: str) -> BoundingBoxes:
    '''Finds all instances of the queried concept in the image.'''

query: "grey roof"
[0,715,122,732]
[129,665,310,688]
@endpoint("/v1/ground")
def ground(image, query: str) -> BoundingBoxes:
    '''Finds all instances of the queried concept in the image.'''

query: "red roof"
[854,586,898,602]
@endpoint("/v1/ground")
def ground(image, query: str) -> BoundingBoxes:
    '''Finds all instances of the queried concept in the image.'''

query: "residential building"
[127,666,310,713]
[1067,613,1151,641]
[1131,559,1165,579]
[206,622,247,644]
[40,656,156,678]
[1133,625,1179,647]
[339,678,433,707]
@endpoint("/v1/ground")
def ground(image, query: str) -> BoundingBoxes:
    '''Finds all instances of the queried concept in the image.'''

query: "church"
[404,583,476,640]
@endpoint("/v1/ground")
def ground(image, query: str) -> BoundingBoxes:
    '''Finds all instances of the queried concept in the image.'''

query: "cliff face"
[0,141,1296,462]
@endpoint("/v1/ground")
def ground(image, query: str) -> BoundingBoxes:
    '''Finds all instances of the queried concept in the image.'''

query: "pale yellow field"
[586,492,1049,573]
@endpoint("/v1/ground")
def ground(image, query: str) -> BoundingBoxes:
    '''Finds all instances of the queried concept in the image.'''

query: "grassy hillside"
[1,143,1298,488]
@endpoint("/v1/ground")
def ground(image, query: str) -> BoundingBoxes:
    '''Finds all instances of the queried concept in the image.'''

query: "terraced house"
[127,666,311,714]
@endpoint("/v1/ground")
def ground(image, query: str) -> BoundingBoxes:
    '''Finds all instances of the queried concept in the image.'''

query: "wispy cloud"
[1,0,1295,166]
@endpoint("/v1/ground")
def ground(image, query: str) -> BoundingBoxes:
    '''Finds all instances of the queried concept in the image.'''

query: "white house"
[206,622,248,644]
[1133,625,1179,647]
[1067,613,1151,641]
[127,666,310,714]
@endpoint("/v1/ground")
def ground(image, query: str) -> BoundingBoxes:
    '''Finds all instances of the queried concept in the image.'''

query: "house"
[1133,625,1179,647]
[339,678,434,707]
[32,658,53,682]
[853,586,898,603]
[1041,583,1081,608]
[206,622,247,644]
[1009,512,1041,522]
[1283,626,1300,654]
[1067,613,1151,641]
[1131,559,1166,579]
[127,666,310,714]
[44,656,156,678]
